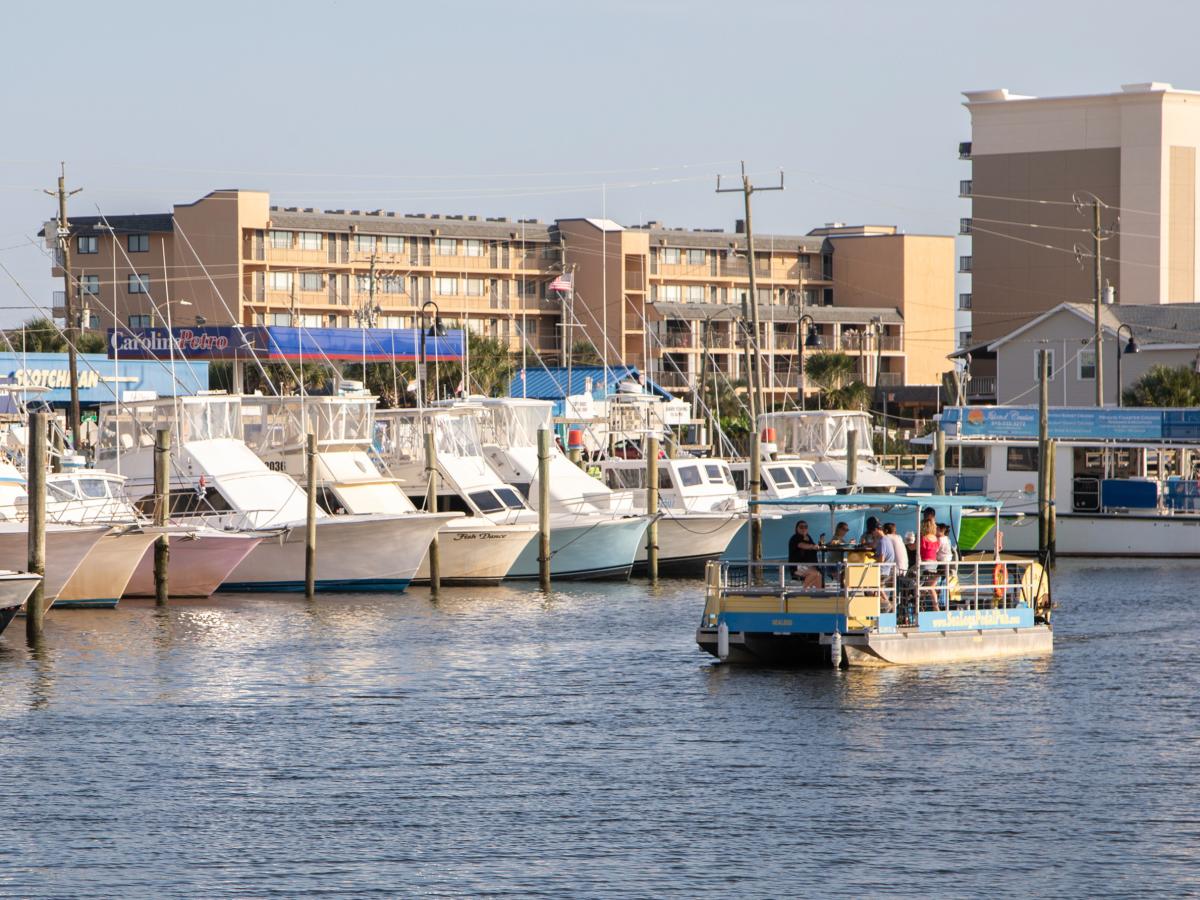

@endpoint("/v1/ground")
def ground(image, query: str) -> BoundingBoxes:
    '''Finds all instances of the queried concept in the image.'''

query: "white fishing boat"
[909,405,1200,557]
[97,395,458,592]
[244,395,535,585]
[44,466,263,600]
[757,410,906,491]
[0,571,42,637]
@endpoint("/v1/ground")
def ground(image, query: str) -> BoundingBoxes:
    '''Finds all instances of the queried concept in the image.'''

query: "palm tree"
[804,352,871,410]
[1123,365,1200,407]
[12,317,65,352]
[570,339,603,366]
[437,334,515,398]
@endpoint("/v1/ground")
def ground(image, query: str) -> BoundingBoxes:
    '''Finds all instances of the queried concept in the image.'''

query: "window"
[686,248,705,266]
[959,255,972,273]
[958,292,972,310]
[789,466,814,487]
[495,487,525,510]
[298,314,323,327]
[516,319,538,336]
[382,236,404,254]
[77,236,97,254]
[821,287,833,306]
[469,490,504,513]
[268,312,292,326]
[128,273,150,293]
[958,331,973,349]
[355,234,376,253]
[946,446,986,469]
[660,284,682,302]
[1078,348,1096,380]
[435,277,458,295]
[1006,446,1040,472]
[464,239,484,257]
[685,285,705,303]
[300,272,323,291]
[128,314,151,329]
[269,230,292,249]
[355,274,371,293]
[435,238,457,256]
[677,465,702,487]
[1034,349,1055,381]
[662,247,680,265]
[298,232,322,250]
[380,275,404,294]
[466,278,484,296]
[80,275,99,295]
[127,233,149,253]
[704,463,725,483]
[268,271,293,292]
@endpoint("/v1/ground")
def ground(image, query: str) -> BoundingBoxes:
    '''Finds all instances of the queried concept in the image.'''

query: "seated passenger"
[787,520,824,589]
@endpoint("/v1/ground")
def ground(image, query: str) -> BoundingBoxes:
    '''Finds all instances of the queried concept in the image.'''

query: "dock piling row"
[646,435,659,584]
[424,429,441,594]
[25,412,47,643]
[154,428,171,604]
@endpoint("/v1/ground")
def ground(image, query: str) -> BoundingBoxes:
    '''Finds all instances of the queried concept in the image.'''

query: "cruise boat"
[0,571,42,636]
[244,395,535,584]
[408,400,648,580]
[910,405,1200,556]
[97,395,457,592]
[697,494,1053,666]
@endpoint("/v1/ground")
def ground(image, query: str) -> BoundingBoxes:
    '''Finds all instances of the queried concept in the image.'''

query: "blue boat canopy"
[750,494,1002,511]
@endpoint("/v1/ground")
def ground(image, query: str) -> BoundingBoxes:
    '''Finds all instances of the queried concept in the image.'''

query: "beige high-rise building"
[47,190,955,406]
[962,82,1200,352]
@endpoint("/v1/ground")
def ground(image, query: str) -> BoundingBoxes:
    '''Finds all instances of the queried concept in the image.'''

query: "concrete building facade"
[961,82,1200,349]
[47,190,955,406]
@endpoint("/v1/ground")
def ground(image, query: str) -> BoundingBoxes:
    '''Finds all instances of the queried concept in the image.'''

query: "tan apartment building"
[48,190,954,407]
[962,82,1200,357]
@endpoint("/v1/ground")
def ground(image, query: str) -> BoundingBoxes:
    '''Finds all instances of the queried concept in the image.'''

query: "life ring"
[992,562,1007,599]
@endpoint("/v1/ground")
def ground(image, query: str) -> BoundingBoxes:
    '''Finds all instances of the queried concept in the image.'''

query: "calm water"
[1,559,1197,898]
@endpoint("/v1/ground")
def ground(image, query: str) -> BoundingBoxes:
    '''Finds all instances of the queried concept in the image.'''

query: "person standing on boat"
[788,521,823,588]
[883,522,909,577]
[919,519,941,611]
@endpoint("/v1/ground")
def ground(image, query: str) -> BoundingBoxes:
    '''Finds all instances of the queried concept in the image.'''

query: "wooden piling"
[645,435,659,584]
[153,428,171,605]
[749,432,762,562]
[1037,349,1050,559]
[423,429,441,594]
[934,428,946,495]
[537,427,552,591]
[1047,439,1057,568]
[25,412,47,643]
[305,432,317,599]
[846,428,858,491]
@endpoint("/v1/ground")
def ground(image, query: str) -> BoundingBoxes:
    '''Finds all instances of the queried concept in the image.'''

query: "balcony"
[958,292,972,310]
[959,141,972,160]
[877,371,902,387]
[659,330,693,348]
[966,375,996,399]
[959,179,973,198]
[959,256,973,273]
[960,217,973,235]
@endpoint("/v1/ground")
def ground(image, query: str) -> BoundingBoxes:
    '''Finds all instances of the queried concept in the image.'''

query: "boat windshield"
[98,397,243,459]
[434,414,485,459]
[483,403,553,450]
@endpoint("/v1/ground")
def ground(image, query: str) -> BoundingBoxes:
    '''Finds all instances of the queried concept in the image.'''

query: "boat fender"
[717,621,730,661]
[830,630,843,668]
[993,562,1007,599]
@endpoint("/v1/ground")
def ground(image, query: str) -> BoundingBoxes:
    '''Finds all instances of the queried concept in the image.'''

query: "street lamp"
[796,312,821,410]
[1116,323,1139,407]
[418,300,445,407]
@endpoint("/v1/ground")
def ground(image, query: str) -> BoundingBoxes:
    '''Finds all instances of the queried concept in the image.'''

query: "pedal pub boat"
[697,495,1053,666]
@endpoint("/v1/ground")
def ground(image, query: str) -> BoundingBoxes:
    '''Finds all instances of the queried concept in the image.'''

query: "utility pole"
[44,164,82,449]
[1074,193,1115,407]
[718,162,784,423]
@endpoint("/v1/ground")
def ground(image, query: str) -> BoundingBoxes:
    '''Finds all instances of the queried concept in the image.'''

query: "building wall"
[994,307,1198,405]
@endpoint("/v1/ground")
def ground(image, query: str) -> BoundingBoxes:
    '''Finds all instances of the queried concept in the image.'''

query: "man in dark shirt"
[788,520,823,588]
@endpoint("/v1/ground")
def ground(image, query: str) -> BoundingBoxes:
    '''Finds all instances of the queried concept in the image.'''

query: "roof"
[38,213,175,238]
[752,494,1002,510]
[634,226,825,252]
[509,366,672,401]
[987,301,1200,352]
[269,208,555,242]
[652,301,903,325]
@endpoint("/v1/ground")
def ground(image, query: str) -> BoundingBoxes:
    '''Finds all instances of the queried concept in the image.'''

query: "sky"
[2,0,1199,328]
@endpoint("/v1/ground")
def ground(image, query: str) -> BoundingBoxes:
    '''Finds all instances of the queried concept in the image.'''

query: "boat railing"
[705,556,1051,629]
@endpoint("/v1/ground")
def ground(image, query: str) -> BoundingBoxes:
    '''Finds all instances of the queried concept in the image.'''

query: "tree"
[1123,365,1200,407]
[12,317,65,352]
[570,339,603,366]
[804,352,872,410]
[437,334,515,398]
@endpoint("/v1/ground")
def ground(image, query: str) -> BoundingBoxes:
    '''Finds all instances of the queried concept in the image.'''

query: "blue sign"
[0,352,208,405]
[108,326,267,361]
[943,406,1175,441]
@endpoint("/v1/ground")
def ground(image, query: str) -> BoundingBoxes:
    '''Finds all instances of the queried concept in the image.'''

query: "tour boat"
[909,405,1200,557]
[244,395,536,585]
[697,494,1053,666]
[97,395,457,592]
[0,571,42,636]
[384,403,648,580]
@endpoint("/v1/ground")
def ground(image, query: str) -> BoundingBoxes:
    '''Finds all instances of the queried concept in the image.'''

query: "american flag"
[548,273,573,293]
